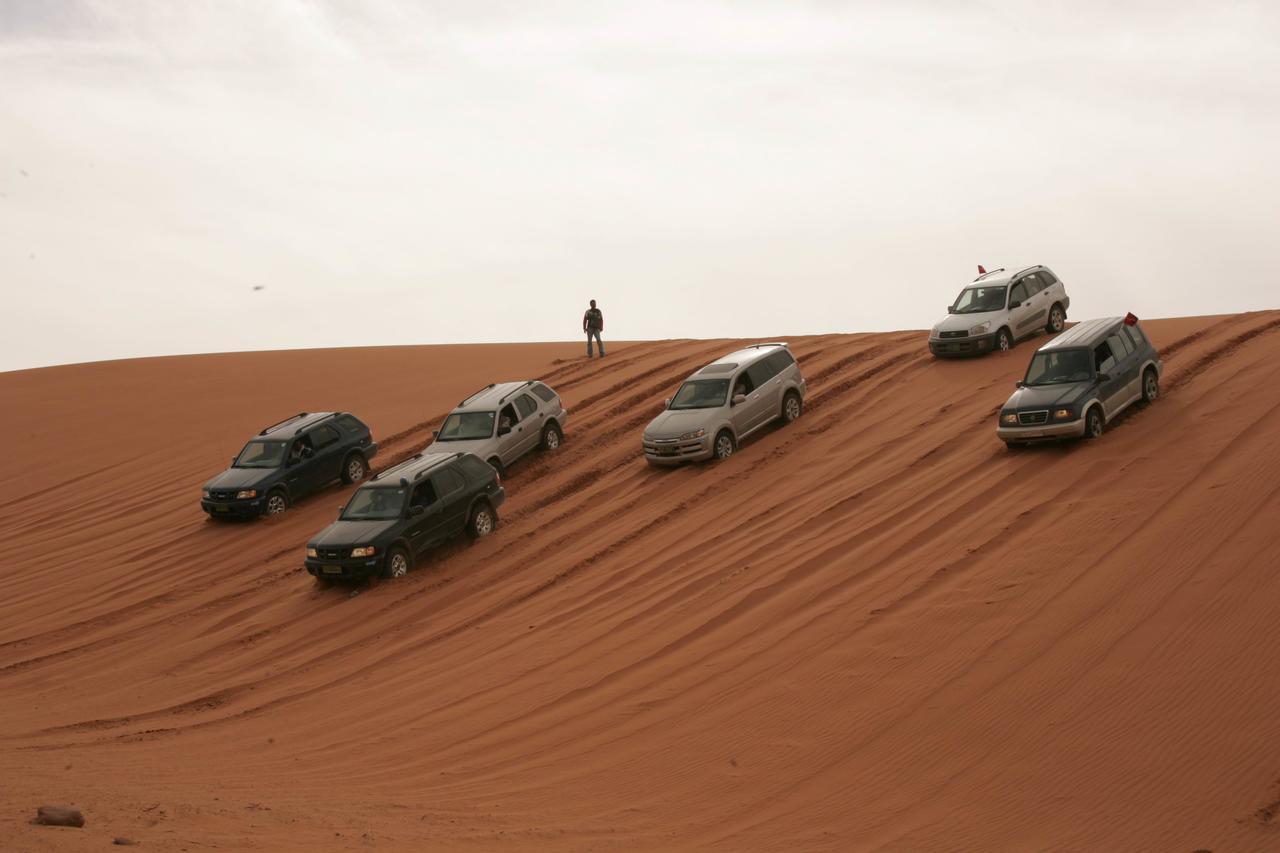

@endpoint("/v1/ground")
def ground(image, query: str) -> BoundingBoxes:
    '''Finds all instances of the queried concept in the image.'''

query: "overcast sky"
[2,1,1277,372]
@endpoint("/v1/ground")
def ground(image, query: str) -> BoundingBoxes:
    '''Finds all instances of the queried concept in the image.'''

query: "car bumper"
[643,436,713,464]
[305,554,384,580]
[201,498,265,518]
[997,418,1086,441]
[929,333,998,357]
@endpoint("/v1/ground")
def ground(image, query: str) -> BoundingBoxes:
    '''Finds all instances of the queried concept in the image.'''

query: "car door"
[1007,278,1039,340]
[745,355,782,431]
[1106,331,1141,406]
[513,394,542,457]
[284,435,317,497]
[430,467,471,537]
[306,424,345,489]
[1092,339,1127,417]
[728,369,757,435]
[495,402,526,466]
[405,479,449,556]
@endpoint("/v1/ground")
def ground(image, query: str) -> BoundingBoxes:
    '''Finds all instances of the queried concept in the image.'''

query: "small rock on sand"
[36,804,85,827]
[113,838,139,846]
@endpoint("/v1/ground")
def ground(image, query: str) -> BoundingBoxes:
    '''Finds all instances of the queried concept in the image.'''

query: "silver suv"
[929,265,1070,356]
[427,381,567,475]
[642,343,805,464]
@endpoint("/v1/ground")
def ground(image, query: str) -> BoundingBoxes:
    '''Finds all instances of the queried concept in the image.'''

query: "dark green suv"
[304,451,505,582]
[201,412,378,519]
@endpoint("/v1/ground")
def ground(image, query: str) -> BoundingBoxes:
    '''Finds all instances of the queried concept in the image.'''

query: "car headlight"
[236,489,258,499]
[969,322,991,336]
[202,489,211,498]
[351,546,377,558]
[1052,408,1075,421]
[306,547,318,558]
[679,429,706,441]
[1000,412,1018,425]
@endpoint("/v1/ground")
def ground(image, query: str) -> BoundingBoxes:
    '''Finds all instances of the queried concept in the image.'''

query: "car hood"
[645,409,718,439]
[1005,381,1093,410]
[308,518,399,549]
[932,309,1004,335]
[204,467,276,491]
[427,437,495,457]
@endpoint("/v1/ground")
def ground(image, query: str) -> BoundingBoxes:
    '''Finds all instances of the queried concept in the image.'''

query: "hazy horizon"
[3,1,1278,372]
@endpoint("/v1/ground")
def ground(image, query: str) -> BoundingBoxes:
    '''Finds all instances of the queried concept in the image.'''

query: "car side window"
[1094,341,1117,374]
[1040,270,1058,287]
[431,468,466,498]
[732,371,755,397]
[746,357,778,389]
[458,455,494,480]
[1108,332,1134,360]
[515,394,538,420]
[1009,281,1029,305]
[766,350,795,375]
[1124,324,1148,350]
[289,435,313,464]
[498,403,519,431]
[1022,274,1043,295]
[531,383,557,403]
[410,480,437,508]
[335,415,365,434]
[311,425,341,450]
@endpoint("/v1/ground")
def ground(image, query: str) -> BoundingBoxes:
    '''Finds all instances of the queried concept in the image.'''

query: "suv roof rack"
[745,342,787,350]
[260,412,308,435]
[460,383,497,407]
[293,412,338,435]
[499,380,535,405]
[372,452,423,481]
[972,268,1006,282]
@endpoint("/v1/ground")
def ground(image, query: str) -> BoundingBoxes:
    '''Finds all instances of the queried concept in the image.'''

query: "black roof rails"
[459,383,497,407]
[499,380,535,405]
[294,412,338,435]
[371,452,423,481]
[260,412,308,435]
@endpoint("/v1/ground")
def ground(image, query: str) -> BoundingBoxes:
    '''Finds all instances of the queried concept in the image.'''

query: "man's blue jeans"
[587,330,604,357]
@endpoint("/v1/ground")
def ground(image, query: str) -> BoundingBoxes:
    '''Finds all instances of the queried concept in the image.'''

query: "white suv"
[928,265,1070,357]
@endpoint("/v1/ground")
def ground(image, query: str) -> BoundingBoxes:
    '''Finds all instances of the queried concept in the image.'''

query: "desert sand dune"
[3,314,1280,851]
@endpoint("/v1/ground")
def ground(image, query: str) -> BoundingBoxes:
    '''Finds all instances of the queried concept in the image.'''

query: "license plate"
[321,565,343,575]
[213,503,231,512]
[659,447,676,456]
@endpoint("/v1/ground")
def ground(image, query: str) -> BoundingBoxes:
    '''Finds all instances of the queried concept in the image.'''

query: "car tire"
[1084,406,1104,440]
[541,422,563,451]
[781,392,802,425]
[468,501,496,539]
[264,489,288,517]
[713,430,736,461]
[1141,368,1159,404]
[487,457,505,478]
[996,328,1013,352]
[341,453,367,484]
[382,546,410,580]
[1046,303,1066,334]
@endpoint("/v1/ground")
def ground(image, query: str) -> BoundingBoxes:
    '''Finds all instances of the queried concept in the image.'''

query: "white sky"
[2,0,1278,372]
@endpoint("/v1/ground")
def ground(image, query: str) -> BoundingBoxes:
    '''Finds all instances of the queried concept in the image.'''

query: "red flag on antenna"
[1124,312,1139,326]
[977,264,987,275]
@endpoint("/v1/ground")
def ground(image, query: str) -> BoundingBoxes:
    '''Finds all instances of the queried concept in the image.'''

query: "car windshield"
[1024,349,1093,385]
[341,487,405,521]
[437,411,495,441]
[670,379,730,410]
[234,440,286,468]
[952,286,1007,314]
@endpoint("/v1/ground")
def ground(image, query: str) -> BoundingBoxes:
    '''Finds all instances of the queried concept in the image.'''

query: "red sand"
[3,314,1280,851]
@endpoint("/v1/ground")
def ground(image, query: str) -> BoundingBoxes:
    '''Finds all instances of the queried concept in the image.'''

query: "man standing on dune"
[583,299,605,359]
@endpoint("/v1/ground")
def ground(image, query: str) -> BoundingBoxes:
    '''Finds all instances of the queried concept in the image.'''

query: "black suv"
[201,412,378,519]
[304,451,505,582]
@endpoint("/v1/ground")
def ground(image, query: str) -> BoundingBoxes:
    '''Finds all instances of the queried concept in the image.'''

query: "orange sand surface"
[3,314,1280,851]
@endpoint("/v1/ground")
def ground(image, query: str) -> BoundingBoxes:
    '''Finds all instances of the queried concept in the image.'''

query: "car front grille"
[1018,410,1050,426]
[317,547,347,560]
[939,330,967,339]
[209,490,239,501]
[643,437,705,457]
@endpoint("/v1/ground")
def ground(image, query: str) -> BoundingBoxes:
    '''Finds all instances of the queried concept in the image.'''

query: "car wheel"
[264,489,288,516]
[382,546,410,580]
[541,422,563,451]
[781,392,802,424]
[1084,406,1104,439]
[468,501,496,539]
[713,430,736,461]
[1141,368,1159,403]
[487,457,505,478]
[1046,304,1065,334]
[996,328,1012,352]
[341,453,367,484]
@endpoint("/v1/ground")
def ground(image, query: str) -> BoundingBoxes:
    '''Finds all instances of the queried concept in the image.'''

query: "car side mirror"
[1014,380,1024,388]
[1097,372,1111,383]
[408,504,425,517]
[1009,300,1021,309]
[946,306,955,314]
[663,398,671,409]
[432,430,439,439]
[231,457,237,465]
[732,393,747,406]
